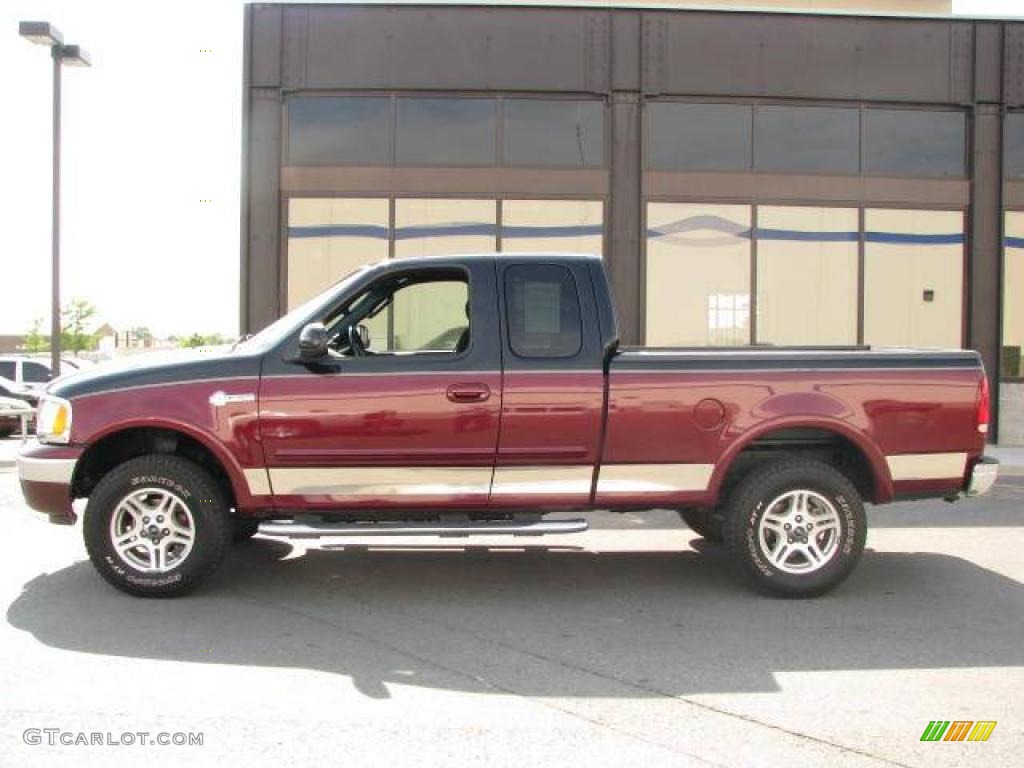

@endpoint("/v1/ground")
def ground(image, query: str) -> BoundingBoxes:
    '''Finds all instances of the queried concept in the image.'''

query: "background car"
[0,396,34,438]
[0,355,82,392]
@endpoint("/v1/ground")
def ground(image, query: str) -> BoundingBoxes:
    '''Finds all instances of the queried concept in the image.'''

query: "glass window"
[756,207,859,345]
[1004,211,1024,378]
[754,106,859,174]
[863,209,964,348]
[394,199,496,258]
[22,362,52,384]
[503,99,604,167]
[646,102,752,172]
[501,200,603,256]
[374,278,470,354]
[287,97,391,166]
[646,203,751,346]
[864,109,966,178]
[0,361,15,380]
[395,98,497,166]
[1005,114,1024,179]
[286,198,390,310]
[505,265,582,358]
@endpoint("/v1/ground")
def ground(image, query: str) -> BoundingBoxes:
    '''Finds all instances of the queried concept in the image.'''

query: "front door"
[259,260,502,511]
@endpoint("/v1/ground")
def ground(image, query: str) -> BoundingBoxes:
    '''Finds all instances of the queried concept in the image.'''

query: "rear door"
[491,259,606,509]
[259,259,502,511]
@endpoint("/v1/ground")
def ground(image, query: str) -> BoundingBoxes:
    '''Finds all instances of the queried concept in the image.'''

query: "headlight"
[36,395,72,444]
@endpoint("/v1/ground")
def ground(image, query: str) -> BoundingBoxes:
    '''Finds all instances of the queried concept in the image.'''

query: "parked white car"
[0,355,82,392]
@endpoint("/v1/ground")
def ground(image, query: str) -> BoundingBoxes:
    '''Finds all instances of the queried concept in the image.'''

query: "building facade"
[241,2,1024,443]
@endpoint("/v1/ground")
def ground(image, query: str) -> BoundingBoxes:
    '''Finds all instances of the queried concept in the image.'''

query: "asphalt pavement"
[1,439,1023,767]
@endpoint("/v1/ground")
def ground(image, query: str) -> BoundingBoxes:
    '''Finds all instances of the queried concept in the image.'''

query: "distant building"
[0,335,26,354]
[241,1,1024,443]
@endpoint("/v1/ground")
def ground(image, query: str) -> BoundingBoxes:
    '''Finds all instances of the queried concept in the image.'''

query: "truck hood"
[47,348,262,400]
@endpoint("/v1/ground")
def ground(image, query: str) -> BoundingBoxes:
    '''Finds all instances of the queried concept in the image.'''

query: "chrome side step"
[258,518,588,539]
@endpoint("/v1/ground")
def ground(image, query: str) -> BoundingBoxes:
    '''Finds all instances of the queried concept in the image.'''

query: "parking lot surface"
[1,444,1022,767]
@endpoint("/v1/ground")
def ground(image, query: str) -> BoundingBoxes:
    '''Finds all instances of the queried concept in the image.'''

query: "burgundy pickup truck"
[17,253,998,598]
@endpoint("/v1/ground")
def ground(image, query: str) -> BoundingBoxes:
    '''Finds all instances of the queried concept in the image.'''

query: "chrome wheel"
[108,488,195,573]
[757,489,841,575]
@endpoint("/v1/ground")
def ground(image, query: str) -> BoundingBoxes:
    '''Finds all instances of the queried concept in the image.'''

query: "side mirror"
[298,322,329,360]
[357,323,370,349]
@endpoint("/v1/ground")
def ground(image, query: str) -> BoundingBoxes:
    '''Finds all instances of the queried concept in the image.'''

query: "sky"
[0,0,1020,338]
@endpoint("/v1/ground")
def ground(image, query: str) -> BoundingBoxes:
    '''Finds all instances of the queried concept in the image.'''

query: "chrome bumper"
[965,456,999,497]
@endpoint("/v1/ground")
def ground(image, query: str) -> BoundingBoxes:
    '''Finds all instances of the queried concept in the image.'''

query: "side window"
[330,273,470,357]
[505,264,582,358]
[0,361,15,380]
[23,362,52,383]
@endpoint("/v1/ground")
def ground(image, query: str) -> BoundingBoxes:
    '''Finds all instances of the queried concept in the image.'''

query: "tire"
[722,459,866,598]
[231,517,260,543]
[679,508,724,543]
[83,455,231,597]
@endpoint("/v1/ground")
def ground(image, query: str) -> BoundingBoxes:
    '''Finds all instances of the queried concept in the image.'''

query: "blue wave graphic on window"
[1006,236,1024,250]
[646,214,963,245]
[288,222,601,240]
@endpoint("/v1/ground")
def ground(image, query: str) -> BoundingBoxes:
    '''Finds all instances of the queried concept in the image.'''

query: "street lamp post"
[18,21,90,378]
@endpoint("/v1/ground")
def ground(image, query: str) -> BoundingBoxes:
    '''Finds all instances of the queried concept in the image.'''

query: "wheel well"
[717,427,877,505]
[72,427,237,510]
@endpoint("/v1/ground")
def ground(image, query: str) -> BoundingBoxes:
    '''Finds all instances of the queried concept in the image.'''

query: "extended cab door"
[490,259,607,509]
[259,259,502,510]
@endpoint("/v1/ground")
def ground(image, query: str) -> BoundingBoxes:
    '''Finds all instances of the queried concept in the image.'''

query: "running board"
[258,518,588,539]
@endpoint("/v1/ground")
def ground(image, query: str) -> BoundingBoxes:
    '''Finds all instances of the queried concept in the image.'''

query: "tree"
[24,318,48,353]
[60,298,98,355]
[181,333,206,348]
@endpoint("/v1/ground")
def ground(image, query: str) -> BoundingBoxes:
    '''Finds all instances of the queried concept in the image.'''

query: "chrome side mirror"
[298,322,329,360]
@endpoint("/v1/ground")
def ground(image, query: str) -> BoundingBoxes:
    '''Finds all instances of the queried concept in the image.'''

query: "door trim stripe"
[267,466,493,497]
[491,466,593,495]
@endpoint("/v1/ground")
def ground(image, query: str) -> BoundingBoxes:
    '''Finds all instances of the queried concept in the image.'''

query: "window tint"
[505,265,582,358]
[503,99,604,167]
[864,109,965,178]
[1007,113,1024,179]
[287,97,390,165]
[0,361,15,380]
[754,106,859,174]
[396,98,497,166]
[22,362,51,383]
[647,102,752,171]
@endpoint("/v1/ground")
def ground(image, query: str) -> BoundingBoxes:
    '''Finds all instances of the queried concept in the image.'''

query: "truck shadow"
[8,537,1024,699]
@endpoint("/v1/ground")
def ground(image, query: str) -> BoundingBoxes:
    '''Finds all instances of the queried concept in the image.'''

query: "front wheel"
[83,455,231,597]
[722,459,866,598]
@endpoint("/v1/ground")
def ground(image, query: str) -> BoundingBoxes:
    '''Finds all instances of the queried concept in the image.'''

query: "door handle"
[446,383,491,403]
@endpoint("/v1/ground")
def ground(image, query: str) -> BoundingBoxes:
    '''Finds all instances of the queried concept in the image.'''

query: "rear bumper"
[16,441,82,525]
[965,456,999,497]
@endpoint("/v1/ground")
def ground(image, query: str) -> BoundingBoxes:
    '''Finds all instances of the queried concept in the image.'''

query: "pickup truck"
[17,253,998,598]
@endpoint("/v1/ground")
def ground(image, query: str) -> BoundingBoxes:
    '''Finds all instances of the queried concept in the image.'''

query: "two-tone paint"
[18,253,992,526]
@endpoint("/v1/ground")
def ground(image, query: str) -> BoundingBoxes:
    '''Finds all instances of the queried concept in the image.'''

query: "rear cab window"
[504,264,583,359]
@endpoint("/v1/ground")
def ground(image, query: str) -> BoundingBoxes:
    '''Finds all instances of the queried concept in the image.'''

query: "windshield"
[236,266,372,352]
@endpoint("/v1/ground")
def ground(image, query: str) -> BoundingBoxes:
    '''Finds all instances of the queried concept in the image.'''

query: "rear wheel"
[83,455,231,597]
[722,459,866,597]
[678,508,723,543]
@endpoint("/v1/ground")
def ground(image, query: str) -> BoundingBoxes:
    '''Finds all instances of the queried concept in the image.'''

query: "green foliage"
[179,332,228,348]
[60,298,99,354]
[24,318,48,353]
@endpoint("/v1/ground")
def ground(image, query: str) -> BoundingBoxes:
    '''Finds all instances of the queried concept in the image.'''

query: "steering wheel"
[347,324,368,357]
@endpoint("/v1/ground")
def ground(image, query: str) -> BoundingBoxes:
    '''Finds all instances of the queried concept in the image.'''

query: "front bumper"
[965,456,999,497]
[16,440,83,525]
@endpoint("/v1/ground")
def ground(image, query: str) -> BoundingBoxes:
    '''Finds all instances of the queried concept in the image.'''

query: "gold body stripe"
[268,466,493,497]
[491,466,593,495]
[242,468,272,496]
[596,463,714,494]
[886,452,967,481]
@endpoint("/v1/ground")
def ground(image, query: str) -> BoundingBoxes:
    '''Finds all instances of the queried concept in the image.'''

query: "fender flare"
[73,417,256,508]
[708,416,894,504]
